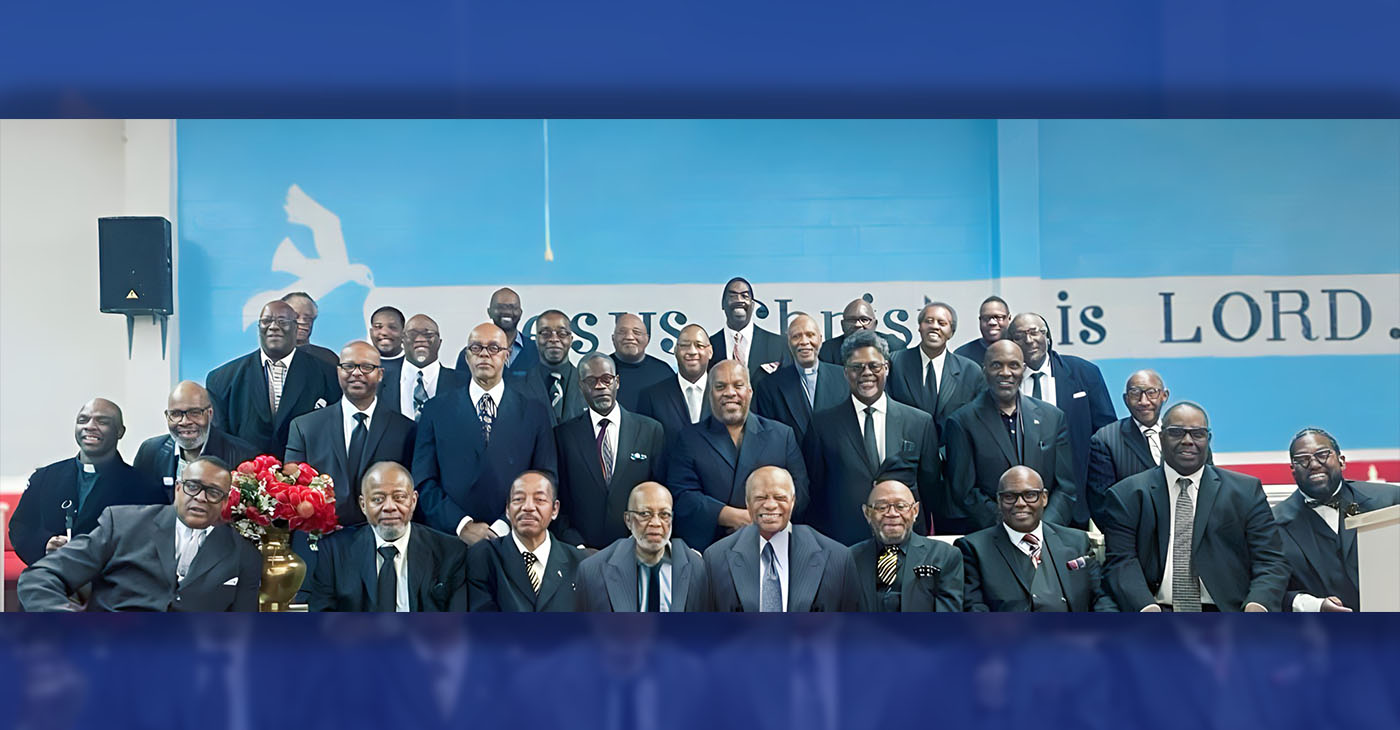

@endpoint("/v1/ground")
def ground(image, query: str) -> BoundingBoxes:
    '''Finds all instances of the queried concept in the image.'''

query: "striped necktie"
[522,550,542,594]
[1172,477,1202,612]
[597,417,614,483]
[1021,533,1042,568]
[267,360,286,413]
[876,544,900,588]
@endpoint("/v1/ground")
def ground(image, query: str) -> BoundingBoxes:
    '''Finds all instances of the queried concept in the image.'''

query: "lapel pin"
[314,398,327,409]
[1066,556,1089,571]
[630,452,648,461]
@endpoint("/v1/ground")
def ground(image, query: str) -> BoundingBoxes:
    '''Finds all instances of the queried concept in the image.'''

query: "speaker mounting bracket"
[125,312,169,360]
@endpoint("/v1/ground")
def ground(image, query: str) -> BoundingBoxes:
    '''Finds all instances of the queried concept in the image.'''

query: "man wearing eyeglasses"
[19,456,261,612]
[817,297,904,366]
[206,300,340,455]
[577,482,709,611]
[956,466,1117,612]
[520,310,589,426]
[286,341,416,527]
[953,296,1010,366]
[553,354,666,549]
[1103,402,1288,612]
[281,291,339,367]
[637,323,714,456]
[1003,313,1116,530]
[134,381,257,500]
[851,481,963,611]
[379,313,468,420]
[803,330,940,545]
[453,288,537,380]
[1087,370,1199,530]
[1272,428,1399,612]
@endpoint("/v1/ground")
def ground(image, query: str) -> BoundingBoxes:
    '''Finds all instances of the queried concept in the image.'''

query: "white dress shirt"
[590,406,620,468]
[1020,358,1056,406]
[1155,463,1216,608]
[637,546,674,612]
[174,519,213,580]
[260,347,296,410]
[340,396,376,456]
[457,379,510,537]
[1003,521,1046,560]
[400,359,443,417]
[512,530,553,580]
[852,394,888,463]
[1138,419,1162,464]
[758,524,792,611]
[679,372,708,424]
[723,321,756,368]
[373,523,412,612]
[919,348,947,394]
[1292,485,1344,612]
[259,347,296,372]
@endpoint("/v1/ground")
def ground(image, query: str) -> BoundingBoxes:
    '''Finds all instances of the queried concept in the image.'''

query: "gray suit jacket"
[576,536,709,611]
[18,504,261,612]
[702,523,860,612]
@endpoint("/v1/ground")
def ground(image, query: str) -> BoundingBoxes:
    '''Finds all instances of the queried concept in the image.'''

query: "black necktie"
[645,563,661,612]
[863,405,880,471]
[376,544,399,612]
[347,412,368,497]
[925,360,939,401]
[1031,372,1044,400]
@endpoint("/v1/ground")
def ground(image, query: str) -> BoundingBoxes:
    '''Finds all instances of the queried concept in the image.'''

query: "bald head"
[983,339,1026,406]
[998,466,1046,532]
[864,480,918,544]
[487,288,523,336]
[1123,369,1169,428]
[75,398,125,461]
[465,322,510,388]
[403,314,443,368]
[166,381,213,450]
[674,323,713,381]
[745,466,796,538]
[338,340,383,407]
[257,301,298,358]
[841,298,877,336]
[359,462,417,540]
[709,359,753,426]
[612,313,650,363]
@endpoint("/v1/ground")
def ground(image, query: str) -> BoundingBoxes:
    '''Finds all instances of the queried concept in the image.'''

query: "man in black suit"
[670,360,809,550]
[752,312,848,445]
[1005,313,1116,529]
[468,471,583,611]
[19,456,261,611]
[415,322,557,544]
[637,323,712,454]
[286,341,416,527]
[956,466,1117,612]
[1103,401,1288,612]
[944,340,1077,533]
[707,277,790,382]
[1086,369,1171,528]
[519,310,588,425]
[804,330,941,545]
[381,313,468,420]
[577,482,709,611]
[704,466,859,612]
[817,297,904,365]
[454,287,537,379]
[1274,428,1400,612]
[282,291,339,367]
[610,313,675,411]
[953,295,1009,366]
[850,480,963,611]
[308,462,468,611]
[369,305,406,362]
[134,380,256,499]
[887,301,987,439]
[554,354,666,549]
[10,398,167,565]
[206,300,341,456]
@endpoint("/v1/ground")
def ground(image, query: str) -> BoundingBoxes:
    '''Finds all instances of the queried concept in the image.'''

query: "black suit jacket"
[956,522,1117,612]
[518,360,589,426]
[576,536,709,611]
[952,337,991,366]
[133,428,258,500]
[1042,351,1117,526]
[378,360,470,419]
[803,397,941,546]
[206,349,341,456]
[708,325,791,383]
[285,399,416,526]
[817,331,906,365]
[1103,465,1289,612]
[18,504,260,612]
[944,391,1077,531]
[703,523,860,612]
[454,335,537,380]
[886,348,987,438]
[307,524,468,611]
[636,374,712,459]
[850,534,964,612]
[1086,417,1158,528]
[751,361,848,445]
[554,408,666,548]
[669,413,809,549]
[467,534,582,611]
[413,383,558,533]
[9,455,168,565]
[1272,480,1400,611]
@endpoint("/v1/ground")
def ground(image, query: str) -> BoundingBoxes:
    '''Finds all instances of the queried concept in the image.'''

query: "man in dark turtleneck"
[520,309,588,425]
[609,313,674,411]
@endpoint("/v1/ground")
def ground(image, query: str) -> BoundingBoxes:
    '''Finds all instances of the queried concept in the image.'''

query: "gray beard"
[173,431,209,452]
[373,523,408,542]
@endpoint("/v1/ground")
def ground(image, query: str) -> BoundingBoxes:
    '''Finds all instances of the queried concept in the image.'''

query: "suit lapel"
[851,541,878,610]
[535,540,569,608]
[360,402,395,476]
[406,528,431,611]
[699,417,739,470]
[1122,419,1155,469]
[1277,493,1341,594]
[612,409,640,487]
[356,526,379,605]
[327,403,351,484]
[182,522,233,584]
[899,536,932,612]
[731,415,770,501]
[160,437,179,480]
[881,403,905,470]
[777,367,810,422]
[1339,481,1360,562]
[276,355,315,430]
[1151,470,1170,571]
[604,539,640,611]
[1192,467,1224,553]
[247,352,273,421]
[727,527,761,612]
[787,526,825,611]
[499,536,538,608]
[992,527,1033,596]
[836,402,871,474]
[975,395,1018,467]
[936,354,964,417]
[155,505,178,581]
[896,350,929,411]
[670,541,692,610]
[1043,524,1079,611]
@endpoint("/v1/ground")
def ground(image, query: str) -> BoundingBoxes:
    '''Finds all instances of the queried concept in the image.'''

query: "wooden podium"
[1345,504,1400,612]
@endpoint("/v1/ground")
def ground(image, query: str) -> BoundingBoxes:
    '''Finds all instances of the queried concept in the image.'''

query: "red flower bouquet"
[223,454,341,549]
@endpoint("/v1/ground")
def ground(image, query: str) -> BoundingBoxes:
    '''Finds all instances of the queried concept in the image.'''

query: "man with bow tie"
[850,481,963,611]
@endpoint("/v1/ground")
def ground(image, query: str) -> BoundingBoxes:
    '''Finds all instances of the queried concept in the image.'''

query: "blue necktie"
[760,542,783,612]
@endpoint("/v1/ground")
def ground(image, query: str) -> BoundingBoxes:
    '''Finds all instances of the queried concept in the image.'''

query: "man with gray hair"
[1086,369,1180,528]
[134,380,257,500]
[577,482,709,611]
[753,311,849,445]
[281,291,340,367]
[851,480,963,611]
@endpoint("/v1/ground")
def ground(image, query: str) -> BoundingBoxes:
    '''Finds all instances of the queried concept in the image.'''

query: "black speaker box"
[98,216,173,315]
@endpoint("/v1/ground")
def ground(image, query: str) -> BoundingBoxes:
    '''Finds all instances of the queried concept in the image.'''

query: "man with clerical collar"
[9,398,166,565]
[850,480,963,612]
[577,483,710,611]
[1273,427,1400,612]
[752,312,848,445]
[609,313,674,412]
[467,471,583,612]
[383,313,468,420]
[521,309,588,425]
[369,305,406,362]
[134,381,257,500]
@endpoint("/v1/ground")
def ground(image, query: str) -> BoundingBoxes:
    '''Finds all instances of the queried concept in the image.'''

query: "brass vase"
[258,525,306,612]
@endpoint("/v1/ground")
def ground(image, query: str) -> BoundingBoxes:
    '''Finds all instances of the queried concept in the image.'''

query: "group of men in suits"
[12,282,1398,614]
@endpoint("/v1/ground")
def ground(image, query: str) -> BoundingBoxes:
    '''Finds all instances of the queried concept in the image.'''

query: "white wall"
[0,119,178,490]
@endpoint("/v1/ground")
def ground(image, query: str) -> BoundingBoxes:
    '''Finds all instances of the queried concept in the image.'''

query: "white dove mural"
[240,184,375,329]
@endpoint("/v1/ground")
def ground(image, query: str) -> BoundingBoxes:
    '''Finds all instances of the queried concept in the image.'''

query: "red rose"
[236,461,257,475]
[227,489,241,507]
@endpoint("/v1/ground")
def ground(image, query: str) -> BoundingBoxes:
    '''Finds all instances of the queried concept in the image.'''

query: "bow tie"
[1304,495,1340,510]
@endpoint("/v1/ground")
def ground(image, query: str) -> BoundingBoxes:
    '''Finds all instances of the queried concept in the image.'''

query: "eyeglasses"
[1162,426,1211,440]
[403,329,439,341]
[1011,328,1048,341]
[294,316,316,325]
[536,328,572,342]
[164,407,211,421]
[675,340,709,352]
[258,317,296,330]
[844,362,888,374]
[842,316,875,327]
[338,363,382,374]
[581,374,618,388]
[1126,387,1163,400]
[179,479,229,503]
[997,489,1046,506]
[467,343,508,356]
[1290,449,1336,468]
[980,314,1009,323]
[625,510,673,523]
[865,501,914,514]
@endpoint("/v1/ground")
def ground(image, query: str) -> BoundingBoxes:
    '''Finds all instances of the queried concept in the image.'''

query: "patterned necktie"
[733,332,747,364]
[760,542,783,612]
[267,360,286,413]
[477,393,496,444]
[1030,372,1044,400]
[376,545,399,612]
[522,550,542,594]
[549,372,564,418]
[1172,477,1202,612]
[1021,533,1042,568]
[1144,426,1161,464]
[925,360,939,401]
[597,417,614,483]
[863,405,880,470]
[413,371,429,419]
[876,544,900,588]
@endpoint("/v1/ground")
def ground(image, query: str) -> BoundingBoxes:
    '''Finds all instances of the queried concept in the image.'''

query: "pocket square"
[223,577,239,586]
[1066,555,1093,571]
[163,476,175,486]
[913,565,941,578]
[629,452,648,461]
[760,361,780,374]
[1073,391,1087,399]
[314,398,328,409]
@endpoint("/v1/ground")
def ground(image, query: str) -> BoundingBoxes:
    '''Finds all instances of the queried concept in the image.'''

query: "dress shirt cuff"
[490,519,510,537]
[455,515,473,536]
[1244,601,1269,612]
[1140,604,1163,613]
[1292,593,1326,613]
